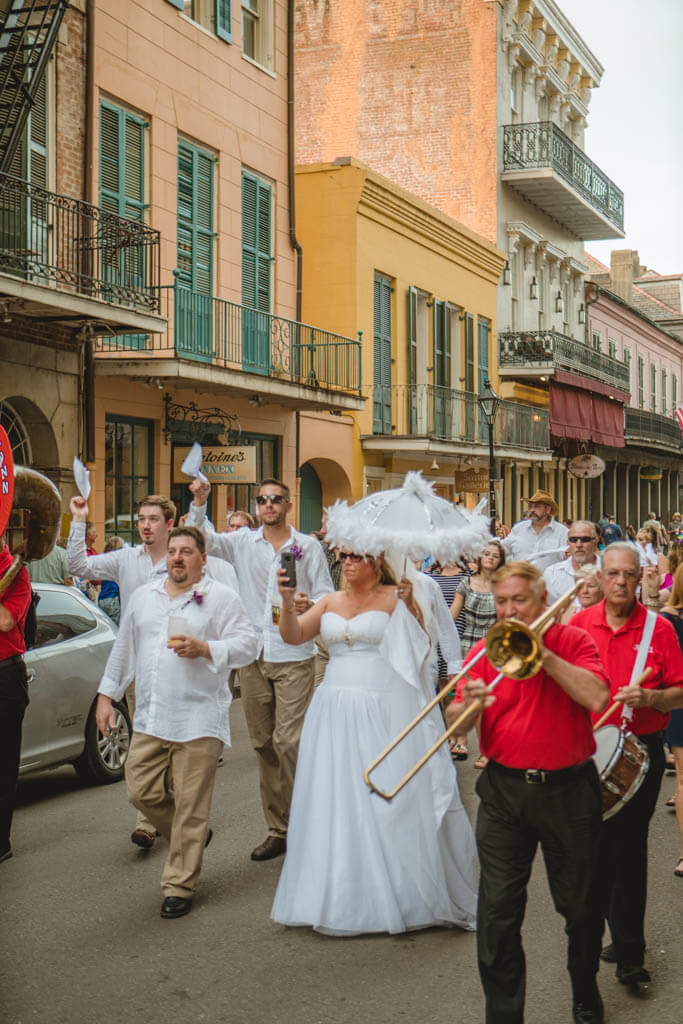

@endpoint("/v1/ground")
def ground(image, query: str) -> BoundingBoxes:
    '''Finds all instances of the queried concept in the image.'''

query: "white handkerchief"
[73,456,91,500]
[180,442,209,483]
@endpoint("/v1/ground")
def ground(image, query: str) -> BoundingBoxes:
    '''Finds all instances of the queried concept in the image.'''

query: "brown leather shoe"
[250,835,286,861]
[131,828,156,850]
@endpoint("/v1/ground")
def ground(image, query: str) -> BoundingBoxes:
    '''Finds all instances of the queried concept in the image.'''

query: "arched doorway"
[299,461,323,533]
[0,398,32,463]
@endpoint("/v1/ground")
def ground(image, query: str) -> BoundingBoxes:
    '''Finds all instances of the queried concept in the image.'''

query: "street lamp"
[477,378,501,533]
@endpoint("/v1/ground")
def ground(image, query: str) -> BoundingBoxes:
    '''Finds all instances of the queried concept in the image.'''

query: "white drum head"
[593,725,623,775]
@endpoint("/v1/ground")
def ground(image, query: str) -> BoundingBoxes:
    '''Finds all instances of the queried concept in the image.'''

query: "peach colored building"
[0,0,361,539]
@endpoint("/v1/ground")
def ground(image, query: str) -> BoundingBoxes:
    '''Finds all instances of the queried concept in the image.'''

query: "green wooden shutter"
[177,140,215,359]
[637,356,644,409]
[408,286,417,432]
[373,273,392,434]
[241,170,271,312]
[477,317,490,392]
[673,374,678,410]
[166,0,184,10]
[464,313,475,439]
[215,0,232,42]
[661,369,667,414]
[650,362,656,412]
[432,300,450,388]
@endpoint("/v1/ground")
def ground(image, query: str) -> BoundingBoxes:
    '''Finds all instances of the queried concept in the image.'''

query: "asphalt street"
[2,704,681,1024]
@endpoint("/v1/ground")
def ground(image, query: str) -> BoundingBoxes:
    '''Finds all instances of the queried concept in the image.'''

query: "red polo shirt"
[0,546,30,659]
[571,599,683,735]
[457,623,607,770]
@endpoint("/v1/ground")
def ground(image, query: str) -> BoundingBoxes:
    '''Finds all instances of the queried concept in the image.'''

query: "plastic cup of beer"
[168,615,189,648]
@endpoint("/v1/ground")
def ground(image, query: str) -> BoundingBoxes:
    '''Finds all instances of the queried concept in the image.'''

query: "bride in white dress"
[271,551,477,936]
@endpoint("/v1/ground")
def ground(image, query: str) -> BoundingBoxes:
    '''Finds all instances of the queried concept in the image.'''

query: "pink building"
[584,252,683,525]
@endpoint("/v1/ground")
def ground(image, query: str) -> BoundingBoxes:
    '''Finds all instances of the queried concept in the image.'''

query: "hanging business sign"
[640,465,663,482]
[568,454,606,479]
[173,445,257,484]
[454,469,490,493]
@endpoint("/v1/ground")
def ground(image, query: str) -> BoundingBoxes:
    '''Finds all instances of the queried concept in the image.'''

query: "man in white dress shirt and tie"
[96,527,258,919]
[544,521,600,606]
[502,489,569,572]
[187,477,333,862]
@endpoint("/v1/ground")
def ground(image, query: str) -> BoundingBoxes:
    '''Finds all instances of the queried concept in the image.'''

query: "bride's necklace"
[348,586,379,612]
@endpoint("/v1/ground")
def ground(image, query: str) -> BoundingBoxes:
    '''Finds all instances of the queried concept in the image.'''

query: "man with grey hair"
[544,520,599,606]
[573,541,683,994]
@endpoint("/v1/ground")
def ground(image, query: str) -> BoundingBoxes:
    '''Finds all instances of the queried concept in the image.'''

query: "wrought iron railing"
[625,408,682,449]
[95,283,362,395]
[499,329,631,392]
[372,384,549,450]
[0,172,160,310]
[502,121,624,233]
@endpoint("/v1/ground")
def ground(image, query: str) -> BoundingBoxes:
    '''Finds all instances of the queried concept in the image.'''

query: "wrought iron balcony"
[502,122,624,240]
[0,172,162,330]
[625,408,683,452]
[499,329,631,393]
[370,384,549,450]
[94,283,363,400]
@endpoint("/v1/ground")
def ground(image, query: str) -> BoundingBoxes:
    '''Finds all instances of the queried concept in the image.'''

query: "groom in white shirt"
[96,527,258,919]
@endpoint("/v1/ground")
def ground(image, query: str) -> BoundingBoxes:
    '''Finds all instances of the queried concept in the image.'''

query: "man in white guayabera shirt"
[502,488,569,572]
[96,527,258,920]
[187,477,333,863]
[68,493,175,850]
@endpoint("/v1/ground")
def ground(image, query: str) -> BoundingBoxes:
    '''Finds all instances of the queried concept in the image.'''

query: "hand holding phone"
[280,550,297,590]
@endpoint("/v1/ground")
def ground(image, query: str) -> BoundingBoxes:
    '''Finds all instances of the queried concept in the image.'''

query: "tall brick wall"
[295,0,498,243]
[55,2,86,200]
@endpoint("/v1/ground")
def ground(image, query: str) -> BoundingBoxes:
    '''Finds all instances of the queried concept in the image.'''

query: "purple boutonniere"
[290,543,304,561]
[181,589,204,610]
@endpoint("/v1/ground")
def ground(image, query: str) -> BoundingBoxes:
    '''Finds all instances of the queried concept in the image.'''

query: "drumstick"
[593,666,654,731]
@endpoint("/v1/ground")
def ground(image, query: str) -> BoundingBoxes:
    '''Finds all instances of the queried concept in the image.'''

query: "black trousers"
[592,731,665,969]
[0,657,29,851]
[475,760,603,1024]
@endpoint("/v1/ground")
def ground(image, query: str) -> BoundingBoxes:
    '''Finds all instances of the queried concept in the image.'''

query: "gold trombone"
[364,582,583,801]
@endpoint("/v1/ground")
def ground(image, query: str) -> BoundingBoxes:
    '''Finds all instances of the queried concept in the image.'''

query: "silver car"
[19,583,131,784]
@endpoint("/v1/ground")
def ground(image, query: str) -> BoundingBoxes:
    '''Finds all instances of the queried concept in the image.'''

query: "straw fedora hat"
[523,489,559,517]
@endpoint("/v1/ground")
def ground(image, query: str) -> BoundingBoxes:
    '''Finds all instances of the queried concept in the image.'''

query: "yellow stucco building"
[297,159,551,510]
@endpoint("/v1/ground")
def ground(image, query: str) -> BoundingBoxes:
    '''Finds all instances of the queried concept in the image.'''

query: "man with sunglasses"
[544,521,599,606]
[187,477,333,861]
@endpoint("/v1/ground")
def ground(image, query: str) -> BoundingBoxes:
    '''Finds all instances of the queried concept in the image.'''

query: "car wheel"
[74,700,131,785]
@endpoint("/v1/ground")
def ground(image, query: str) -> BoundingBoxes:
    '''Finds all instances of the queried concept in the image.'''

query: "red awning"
[550,382,625,447]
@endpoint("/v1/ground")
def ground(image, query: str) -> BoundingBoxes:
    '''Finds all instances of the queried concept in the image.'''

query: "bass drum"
[593,725,649,820]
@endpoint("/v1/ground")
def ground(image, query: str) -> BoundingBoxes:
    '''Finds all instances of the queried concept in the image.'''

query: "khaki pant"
[125,731,223,898]
[313,636,329,688]
[240,656,315,839]
[125,681,157,838]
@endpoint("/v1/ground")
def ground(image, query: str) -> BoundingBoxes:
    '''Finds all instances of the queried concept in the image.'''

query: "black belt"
[488,759,593,785]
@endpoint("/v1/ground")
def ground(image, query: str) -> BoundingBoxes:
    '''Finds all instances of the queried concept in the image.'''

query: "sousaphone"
[0,425,62,596]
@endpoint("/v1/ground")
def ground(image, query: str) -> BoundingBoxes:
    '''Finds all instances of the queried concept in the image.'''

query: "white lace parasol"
[324,472,491,564]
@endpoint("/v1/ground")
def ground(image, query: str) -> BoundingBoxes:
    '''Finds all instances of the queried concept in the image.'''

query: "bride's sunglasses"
[338,552,365,563]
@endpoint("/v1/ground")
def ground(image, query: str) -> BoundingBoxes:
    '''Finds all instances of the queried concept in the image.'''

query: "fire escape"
[0,0,67,174]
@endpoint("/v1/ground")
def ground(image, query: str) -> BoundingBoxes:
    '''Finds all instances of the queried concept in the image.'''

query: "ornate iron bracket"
[163,393,242,445]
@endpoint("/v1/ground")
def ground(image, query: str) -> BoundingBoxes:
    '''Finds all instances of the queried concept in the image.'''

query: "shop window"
[105,416,154,545]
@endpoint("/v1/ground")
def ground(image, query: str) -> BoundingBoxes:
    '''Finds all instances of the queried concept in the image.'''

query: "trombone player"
[446,561,609,1024]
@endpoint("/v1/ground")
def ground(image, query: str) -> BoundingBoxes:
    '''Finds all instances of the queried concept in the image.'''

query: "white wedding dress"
[271,603,478,936]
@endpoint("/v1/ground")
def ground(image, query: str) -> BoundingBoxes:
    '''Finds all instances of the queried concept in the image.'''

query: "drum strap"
[622,610,657,724]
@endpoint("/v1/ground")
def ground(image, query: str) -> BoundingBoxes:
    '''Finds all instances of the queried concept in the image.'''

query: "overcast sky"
[559,0,683,275]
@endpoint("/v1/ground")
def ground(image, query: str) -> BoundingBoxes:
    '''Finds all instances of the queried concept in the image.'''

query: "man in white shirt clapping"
[187,477,333,862]
[502,489,569,572]
[96,527,258,919]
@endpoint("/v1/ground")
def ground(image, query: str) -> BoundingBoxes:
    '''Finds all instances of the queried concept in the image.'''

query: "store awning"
[550,381,625,448]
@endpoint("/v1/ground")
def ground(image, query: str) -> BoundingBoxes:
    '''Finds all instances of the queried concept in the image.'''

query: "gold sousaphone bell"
[364,584,583,801]
[0,466,62,597]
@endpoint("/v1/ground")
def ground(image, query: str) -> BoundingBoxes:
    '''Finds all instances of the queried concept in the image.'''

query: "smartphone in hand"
[280,550,297,590]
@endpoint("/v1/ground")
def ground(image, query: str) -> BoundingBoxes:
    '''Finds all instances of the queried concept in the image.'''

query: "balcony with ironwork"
[625,408,683,454]
[361,384,550,459]
[501,122,624,240]
[499,329,631,395]
[94,283,364,412]
[0,172,164,334]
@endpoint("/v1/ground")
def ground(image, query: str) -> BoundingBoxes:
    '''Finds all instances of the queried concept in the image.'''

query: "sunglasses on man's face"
[256,494,287,506]
[338,552,365,562]
[568,536,594,543]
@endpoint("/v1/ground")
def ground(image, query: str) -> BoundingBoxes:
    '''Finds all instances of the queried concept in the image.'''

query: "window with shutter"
[99,102,148,346]
[432,299,451,438]
[673,374,678,411]
[661,369,667,415]
[373,273,392,434]
[241,169,272,373]
[464,313,475,438]
[650,362,656,413]
[477,317,491,443]
[637,356,644,409]
[165,1,232,43]
[407,286,417,432]
[177,140,215,359]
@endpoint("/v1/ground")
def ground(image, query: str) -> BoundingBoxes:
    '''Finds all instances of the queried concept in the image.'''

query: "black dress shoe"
[250,835,286,861]
[572,1001,604,1024]
[600,943,616,963]
[160,896,193,919]
[617,965,650,991]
